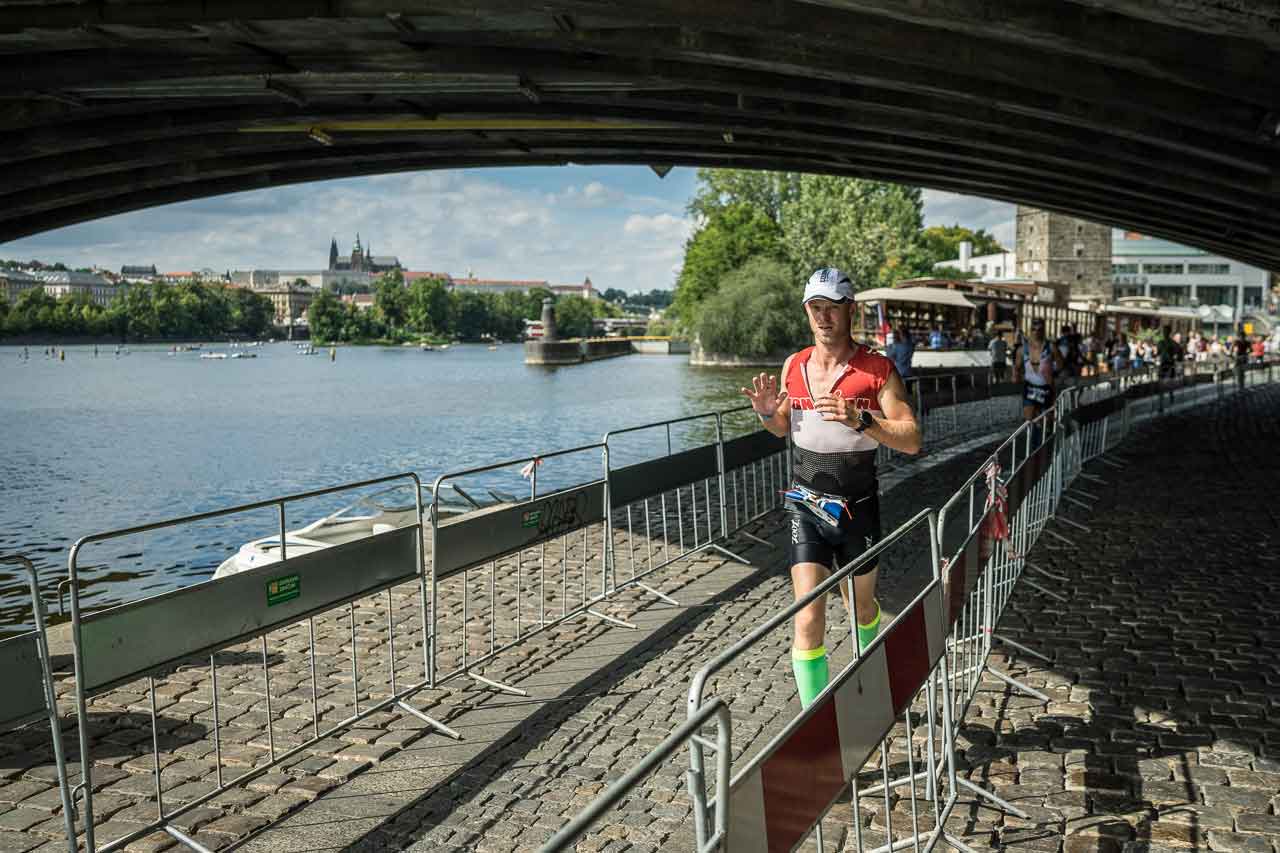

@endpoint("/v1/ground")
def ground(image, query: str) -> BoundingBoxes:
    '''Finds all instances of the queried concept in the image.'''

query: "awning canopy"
[854,287,977,310]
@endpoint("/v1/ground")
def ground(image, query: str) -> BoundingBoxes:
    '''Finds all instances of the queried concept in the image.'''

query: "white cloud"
[623,213,692,240]
[1,169,1014,294]
[1,169,695,292]
[922,189,1016,251]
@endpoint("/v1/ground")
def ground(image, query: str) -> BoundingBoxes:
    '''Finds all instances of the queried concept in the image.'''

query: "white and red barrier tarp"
[727,584,946,853]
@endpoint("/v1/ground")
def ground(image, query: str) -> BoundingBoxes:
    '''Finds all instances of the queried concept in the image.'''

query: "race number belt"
[782,484,850,527]
[1024,384,1050,405]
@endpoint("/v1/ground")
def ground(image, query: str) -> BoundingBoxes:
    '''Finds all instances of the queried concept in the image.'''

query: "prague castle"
[328,234,401,274]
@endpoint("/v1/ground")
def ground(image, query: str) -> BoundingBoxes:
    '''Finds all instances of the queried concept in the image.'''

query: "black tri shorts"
[786,489,882,575]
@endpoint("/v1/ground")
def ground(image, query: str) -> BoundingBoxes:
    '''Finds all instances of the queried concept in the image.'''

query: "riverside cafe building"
[855,278,1199,358]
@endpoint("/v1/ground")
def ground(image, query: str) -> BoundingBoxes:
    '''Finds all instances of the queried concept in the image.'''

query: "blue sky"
[1,166,1014,292]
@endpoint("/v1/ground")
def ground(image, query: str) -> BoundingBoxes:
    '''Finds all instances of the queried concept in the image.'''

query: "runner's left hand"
[814,393,854,424]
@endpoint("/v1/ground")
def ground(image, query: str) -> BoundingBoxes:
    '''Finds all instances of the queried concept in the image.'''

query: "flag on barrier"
[980,462,1015,558]
[727,585,946,853]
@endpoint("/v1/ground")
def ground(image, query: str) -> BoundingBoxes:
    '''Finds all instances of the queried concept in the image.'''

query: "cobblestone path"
[16,380,1250,853]
[945,382,1280,853]
[0,413,1007,853]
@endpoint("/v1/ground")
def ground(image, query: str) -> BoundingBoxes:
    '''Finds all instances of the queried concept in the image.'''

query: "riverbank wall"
[524,337,689,365]
[688,340,790,367]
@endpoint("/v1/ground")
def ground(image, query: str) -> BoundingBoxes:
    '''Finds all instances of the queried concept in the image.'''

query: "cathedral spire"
[328,237,338,271]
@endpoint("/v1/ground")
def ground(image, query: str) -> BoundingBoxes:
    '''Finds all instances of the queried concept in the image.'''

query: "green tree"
[227,288,273,337]
[601,287,628,304]
[672,202,785,325]
[449,291,493,340]
[645,317,672,336]
[374,276,408,328]
[695,257,809,358]
[553,295,597,338]
[406,276,451,333]
[688,168,802,226]
[781,176,925,289]
[523,287,555,320]
[920,224,1004,262]
[307,288,345,343]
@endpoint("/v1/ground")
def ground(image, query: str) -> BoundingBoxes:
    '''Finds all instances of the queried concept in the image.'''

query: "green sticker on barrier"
[521,509,542,528]
[266,574,300,606]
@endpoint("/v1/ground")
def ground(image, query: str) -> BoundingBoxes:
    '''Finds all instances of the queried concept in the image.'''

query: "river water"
[0,343,760,634]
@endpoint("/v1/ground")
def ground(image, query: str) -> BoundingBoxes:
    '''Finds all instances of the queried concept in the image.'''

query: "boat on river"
[199,352,227,360]
[212,483,517,578]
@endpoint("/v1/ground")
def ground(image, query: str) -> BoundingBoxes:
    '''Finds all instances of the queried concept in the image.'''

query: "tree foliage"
[1,281,274,340]
[688,168,801,226]
[553,296,597,338]
[672,168,993,356]
[671,202,785,325]
[695,257,810,358]
[781,175,925,290]
[917,224,1005,273]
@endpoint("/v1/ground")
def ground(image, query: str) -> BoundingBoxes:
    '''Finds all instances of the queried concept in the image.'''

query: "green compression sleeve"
[792,646,829,708]
[857,600,882,651]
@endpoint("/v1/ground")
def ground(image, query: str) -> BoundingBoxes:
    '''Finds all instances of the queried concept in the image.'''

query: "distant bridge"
[2,2,1278,269]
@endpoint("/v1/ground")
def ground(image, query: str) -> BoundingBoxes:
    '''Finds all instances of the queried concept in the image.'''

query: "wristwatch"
[853,409,874,432]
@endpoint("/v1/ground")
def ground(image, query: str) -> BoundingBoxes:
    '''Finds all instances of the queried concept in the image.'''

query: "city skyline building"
[1014,206,1113,300]
[935,227,1273,324]
[328,234,400,274]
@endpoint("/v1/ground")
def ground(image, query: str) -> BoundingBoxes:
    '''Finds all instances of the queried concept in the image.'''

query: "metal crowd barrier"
[542,356,1280,852]
[0,555,77,853]
[602,413,752,607]
[65,472,437,853]
[718,406,790,547]
[427,443,620,698]
[687,509,951,853]
[539,698,732,853]
[46,356,1278,852]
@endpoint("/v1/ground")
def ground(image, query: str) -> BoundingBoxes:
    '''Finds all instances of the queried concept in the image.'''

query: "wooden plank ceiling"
[1,1,1277,268]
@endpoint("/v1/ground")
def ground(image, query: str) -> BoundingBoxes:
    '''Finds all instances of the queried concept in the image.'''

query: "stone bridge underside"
[3,1,1280,268]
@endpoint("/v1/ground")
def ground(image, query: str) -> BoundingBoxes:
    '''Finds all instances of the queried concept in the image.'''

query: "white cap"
[803,267,853,304]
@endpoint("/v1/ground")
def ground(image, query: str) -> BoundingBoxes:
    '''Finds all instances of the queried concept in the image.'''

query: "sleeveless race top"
[785,344,893,497]
[1022,339,1052,387]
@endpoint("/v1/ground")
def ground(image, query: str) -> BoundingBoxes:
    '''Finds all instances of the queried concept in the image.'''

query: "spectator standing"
[1157,325,1180,379]
[1057,324,1085,379]
[887,326,915,380]
[1232,330,1250,389]
[988,332,1009,382]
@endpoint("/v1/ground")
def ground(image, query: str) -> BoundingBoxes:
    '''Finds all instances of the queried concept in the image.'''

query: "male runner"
[1013,318,1063,424]
[742,268,922,708]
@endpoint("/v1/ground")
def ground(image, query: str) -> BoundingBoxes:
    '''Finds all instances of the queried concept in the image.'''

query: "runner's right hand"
[741,372,787,417]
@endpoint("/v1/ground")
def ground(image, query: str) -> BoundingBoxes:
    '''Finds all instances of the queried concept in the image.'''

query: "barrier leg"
[739,530,775,548]
[636,582,680,606]
[992,633,1053,664]
[585,608,638,629]
[954,776,1032,821]
[1024,561,1069,583]
[986,666,1050,702]
[709,542,753,565]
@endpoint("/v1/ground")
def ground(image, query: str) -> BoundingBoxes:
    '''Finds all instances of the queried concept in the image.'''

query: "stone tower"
[1015,206,1111,301]
[328,237,339,270]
